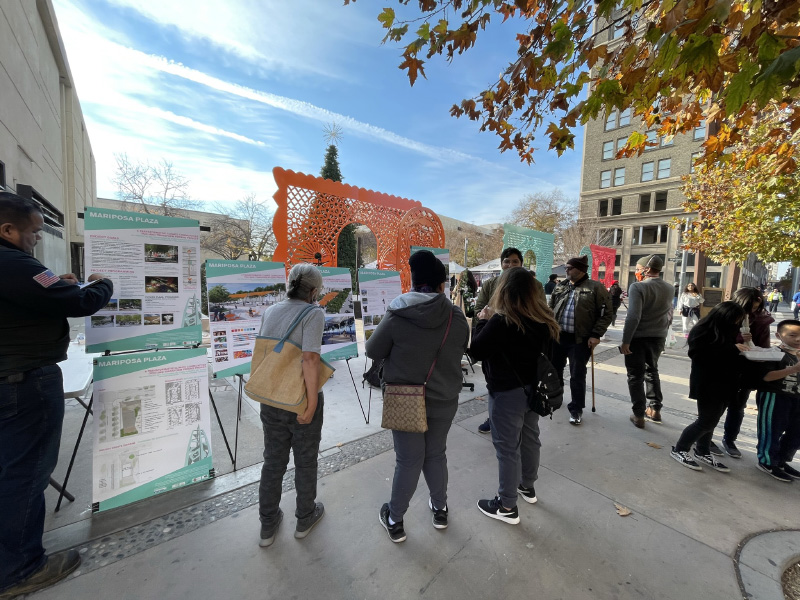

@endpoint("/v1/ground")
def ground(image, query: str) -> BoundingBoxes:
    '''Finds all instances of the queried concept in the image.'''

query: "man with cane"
[549,256,612,425]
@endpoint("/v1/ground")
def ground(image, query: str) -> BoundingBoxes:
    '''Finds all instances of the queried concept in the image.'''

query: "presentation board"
[358,269,402,342]
[205,260,286,377]
[317,266,358,361]
[91,348,213,512]
[83,207,202,352]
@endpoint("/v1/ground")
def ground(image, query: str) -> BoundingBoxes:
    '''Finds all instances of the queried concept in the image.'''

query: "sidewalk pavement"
[32,314,800,599]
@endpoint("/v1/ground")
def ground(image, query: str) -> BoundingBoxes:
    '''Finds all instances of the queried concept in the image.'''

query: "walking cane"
[591,345,596,412]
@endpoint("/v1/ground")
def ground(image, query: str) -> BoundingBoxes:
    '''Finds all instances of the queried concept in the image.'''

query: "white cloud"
[101,0,375,81]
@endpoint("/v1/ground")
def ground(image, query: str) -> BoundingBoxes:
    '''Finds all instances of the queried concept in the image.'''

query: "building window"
[694,120,706,140]
[657,158,671,179]
[614,167,625,186]
[611,197,622,215]
[641,162,654,182]
[618,108,631,127]
[646,130,659,149]
[605,111,617,131]
[617,137,627,154]
[654,191,668,210]
[612,21,626,39]
[639,193,651,212]
[600,170,612,188]
[690,151,702,174]
[599,199,609,217]
[660,136,674,147]
[603,141,615,160]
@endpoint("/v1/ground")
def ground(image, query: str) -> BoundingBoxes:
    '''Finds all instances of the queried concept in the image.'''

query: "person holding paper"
[0,191,112,597]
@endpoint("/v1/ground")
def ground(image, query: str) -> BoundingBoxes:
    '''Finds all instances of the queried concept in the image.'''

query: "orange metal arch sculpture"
[590,244,617,288]
[272,168,445,291]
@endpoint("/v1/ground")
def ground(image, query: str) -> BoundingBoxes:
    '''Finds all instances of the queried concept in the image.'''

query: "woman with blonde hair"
[469,267,560,524]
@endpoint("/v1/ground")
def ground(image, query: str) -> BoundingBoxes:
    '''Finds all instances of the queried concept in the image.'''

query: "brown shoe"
[645,407,662,424]
[630,414,645,429]
[0,550,80,599]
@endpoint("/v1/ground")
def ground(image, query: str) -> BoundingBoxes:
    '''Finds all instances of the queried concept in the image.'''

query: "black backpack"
[528,353,564,418]
[362,359,384,388]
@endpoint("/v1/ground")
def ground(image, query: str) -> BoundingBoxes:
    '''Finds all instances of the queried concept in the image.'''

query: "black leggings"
[675,394,728,455]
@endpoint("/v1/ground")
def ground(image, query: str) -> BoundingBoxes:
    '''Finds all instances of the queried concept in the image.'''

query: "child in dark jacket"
[753,320,800,483]
[671,302,749,472]
[720,287,775,458]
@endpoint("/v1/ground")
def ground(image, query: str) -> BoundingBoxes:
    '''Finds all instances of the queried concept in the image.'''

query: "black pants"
[723,387,751,443]
[258,393,324,530]
[624,337,665,416]
[675,394,728,454]
[551,333,592,413]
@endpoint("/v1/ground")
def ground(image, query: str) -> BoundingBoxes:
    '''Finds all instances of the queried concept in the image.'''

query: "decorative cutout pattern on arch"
[590,244,617,288]
[502,223,554,283]
[272,168,445,291]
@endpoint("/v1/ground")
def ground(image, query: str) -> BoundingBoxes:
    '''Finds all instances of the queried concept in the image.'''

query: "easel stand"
[208,373,245,471]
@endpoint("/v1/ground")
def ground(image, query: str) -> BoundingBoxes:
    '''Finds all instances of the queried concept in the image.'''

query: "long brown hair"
[490,267,560,341]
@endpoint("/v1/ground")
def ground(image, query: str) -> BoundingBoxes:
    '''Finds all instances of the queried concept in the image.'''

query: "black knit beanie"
[409,250,447,289]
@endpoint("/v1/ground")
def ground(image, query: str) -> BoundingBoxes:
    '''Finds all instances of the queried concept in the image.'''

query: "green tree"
[348,0,800,173]
[207,285,230,305]
[682,103,800,264]
[320,141,358,288]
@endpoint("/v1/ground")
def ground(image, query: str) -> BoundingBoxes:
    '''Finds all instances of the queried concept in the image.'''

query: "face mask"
[635,269,645,282]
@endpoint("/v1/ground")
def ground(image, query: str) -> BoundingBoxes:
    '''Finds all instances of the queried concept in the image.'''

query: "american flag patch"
[33,269,60,288]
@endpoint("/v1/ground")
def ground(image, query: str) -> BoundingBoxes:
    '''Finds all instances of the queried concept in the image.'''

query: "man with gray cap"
[620,254,674,428]
[549,255,612,425]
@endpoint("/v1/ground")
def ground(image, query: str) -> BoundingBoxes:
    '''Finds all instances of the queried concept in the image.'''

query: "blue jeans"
[0,365,65,590]
[489,388,541,509]
[258,393,324,529]
[551,332,592,413]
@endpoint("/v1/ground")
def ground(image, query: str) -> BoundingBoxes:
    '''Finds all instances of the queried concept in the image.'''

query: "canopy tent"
[470,258,501,273]
[449,261,465,274]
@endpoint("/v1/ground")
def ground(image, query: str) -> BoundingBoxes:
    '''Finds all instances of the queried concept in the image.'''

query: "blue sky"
[52,0,585,225]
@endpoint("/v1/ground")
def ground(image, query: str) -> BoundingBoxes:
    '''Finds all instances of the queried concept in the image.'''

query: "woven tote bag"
[245,304,334,415]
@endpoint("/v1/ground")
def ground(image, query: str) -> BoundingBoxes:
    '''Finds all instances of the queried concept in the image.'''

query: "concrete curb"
[735,529,800,600]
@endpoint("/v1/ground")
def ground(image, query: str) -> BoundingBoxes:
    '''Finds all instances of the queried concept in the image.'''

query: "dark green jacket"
[548,275,612,343]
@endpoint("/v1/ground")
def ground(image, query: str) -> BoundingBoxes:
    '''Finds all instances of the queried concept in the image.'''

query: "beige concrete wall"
[0,0,95,274]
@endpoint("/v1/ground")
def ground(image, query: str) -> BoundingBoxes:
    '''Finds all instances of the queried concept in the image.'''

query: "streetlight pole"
[463,236,468,268]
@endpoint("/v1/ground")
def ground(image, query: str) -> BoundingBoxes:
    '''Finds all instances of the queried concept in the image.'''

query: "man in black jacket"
[0,192,113,597]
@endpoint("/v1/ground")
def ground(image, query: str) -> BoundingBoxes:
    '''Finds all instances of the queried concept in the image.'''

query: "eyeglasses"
[564,266,574,271]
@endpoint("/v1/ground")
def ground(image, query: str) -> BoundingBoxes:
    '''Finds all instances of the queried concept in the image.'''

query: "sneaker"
[259,508,283,547]
[757,463,793,483]
[708,441,723,456]
[569,411,582,425]
[477,496,520,524]
[478,418,491,434]
[693,450,730,472]
[644,407,661,424]
[629,414,645,429]
[782,464,800,480]
[721,439,742,459]
[670,447,702,471]
[428,498,448,529]
[379,503,406,542]
[294,502,324,539]
[0,549,81,597]
[517,485,538,504]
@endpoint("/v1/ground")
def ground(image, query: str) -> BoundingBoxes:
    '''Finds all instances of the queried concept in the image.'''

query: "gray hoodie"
[365,292,470,420]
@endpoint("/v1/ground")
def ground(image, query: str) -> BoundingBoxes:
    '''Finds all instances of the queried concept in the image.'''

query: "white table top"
[61,342,101,399]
